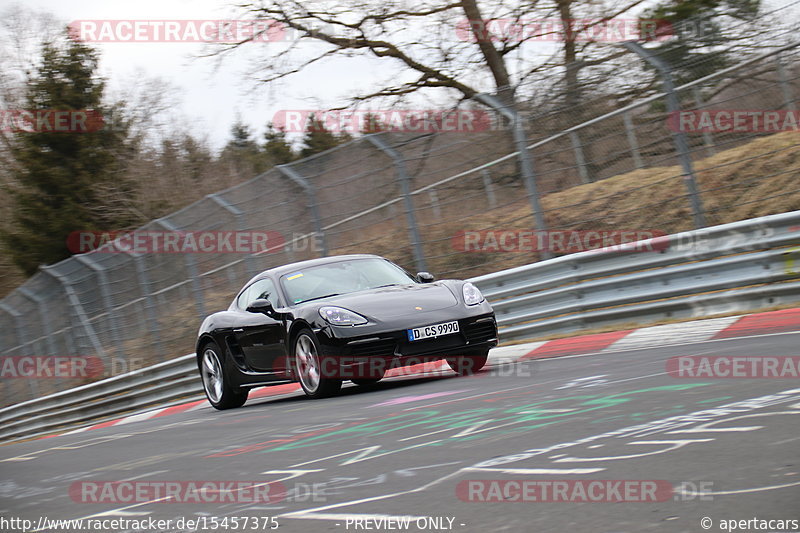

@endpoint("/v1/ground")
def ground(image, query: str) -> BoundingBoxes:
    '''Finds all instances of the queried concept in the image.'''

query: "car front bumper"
[314,312,498,379]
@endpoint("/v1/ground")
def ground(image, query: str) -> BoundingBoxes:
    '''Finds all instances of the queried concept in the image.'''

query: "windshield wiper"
[298,293,342,304]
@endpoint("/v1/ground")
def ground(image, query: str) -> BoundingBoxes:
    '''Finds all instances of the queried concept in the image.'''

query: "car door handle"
[233,328,245,332]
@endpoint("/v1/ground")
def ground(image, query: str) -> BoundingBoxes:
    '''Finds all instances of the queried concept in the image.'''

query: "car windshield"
[280,258,416,305]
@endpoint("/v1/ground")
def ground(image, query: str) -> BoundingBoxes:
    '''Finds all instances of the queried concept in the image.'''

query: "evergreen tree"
[228,121,258,151]
[641,0,761,84]
[263,122,295,165]
[221,119,268,174]
[1,30,135,275]
[298,114,348,158]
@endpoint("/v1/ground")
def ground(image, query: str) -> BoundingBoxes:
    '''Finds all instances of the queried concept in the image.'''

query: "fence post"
[18,287,59,358]
[39,265,107,361]
[481,169,498,208]
[622,112,644,169]
[0,302,39,397]
[623,41,707,229]
[428,189,442,220]
[125,251,162,346]
[692,87,716,156]
[474,92,551,259]
[365,134,428,273]
[155,218,207,319]
[73,255,126,358]
[276,165,328,256]
[775,51,797,111]
[208,193,260,278]
[570,131,592,184]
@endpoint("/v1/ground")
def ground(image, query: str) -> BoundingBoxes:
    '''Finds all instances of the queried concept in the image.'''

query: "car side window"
[237,278,280,310]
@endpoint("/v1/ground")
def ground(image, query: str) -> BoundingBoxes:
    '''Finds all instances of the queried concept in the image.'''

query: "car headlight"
[319,306,368,326]
[462,282,484,306]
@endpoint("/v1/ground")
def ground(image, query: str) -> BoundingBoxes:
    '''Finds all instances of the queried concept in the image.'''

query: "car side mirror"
[417,271,435,283]
[246,298,275,316]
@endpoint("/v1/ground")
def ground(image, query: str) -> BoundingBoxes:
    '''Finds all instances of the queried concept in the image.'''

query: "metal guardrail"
[1,211,799,443]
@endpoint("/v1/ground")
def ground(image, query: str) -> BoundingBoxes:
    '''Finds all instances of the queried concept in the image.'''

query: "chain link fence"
[1,31,799,407]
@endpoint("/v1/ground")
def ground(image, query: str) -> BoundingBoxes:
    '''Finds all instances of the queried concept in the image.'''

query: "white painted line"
[603,316,740,352]
[464,467,605,474]
[114,408,168,426]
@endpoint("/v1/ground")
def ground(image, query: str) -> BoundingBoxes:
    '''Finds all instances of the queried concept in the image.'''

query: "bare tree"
[216,0,653,111]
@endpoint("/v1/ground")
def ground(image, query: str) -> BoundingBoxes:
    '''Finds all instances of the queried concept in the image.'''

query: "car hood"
[314,283,460,320]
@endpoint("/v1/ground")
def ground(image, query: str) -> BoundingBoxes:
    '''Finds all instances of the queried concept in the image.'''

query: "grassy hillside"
[379,131,800,278]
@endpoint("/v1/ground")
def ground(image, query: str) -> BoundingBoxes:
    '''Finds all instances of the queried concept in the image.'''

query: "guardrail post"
[156,218,207,319]
[775,51,797,111]
[276,165,328,256]
[474,92,551,259]
[73,255,126,358]
[623,41,707,229]
[365,133,428,272]
[40,265,107,361]
[208,193,260,278]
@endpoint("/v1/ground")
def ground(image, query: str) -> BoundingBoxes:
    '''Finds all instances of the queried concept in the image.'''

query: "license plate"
[407,321,460,341]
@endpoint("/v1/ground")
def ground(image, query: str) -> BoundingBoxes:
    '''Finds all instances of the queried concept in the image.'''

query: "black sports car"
[196,254,498,408]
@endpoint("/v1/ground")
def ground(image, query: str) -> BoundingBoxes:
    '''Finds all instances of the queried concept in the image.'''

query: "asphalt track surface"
[2,332,799,533]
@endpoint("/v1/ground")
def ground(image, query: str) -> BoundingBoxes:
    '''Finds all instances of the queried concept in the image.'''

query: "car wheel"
[446,350,489,375]
[200,342,248,410]
[294,329,342,399]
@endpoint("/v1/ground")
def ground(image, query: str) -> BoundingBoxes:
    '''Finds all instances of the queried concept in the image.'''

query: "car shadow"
[242,373,463,409]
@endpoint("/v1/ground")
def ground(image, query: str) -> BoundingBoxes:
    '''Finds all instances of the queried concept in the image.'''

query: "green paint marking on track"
[261,383,713,458]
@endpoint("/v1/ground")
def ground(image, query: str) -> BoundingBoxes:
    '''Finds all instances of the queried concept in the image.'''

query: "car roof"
[246,254,386,285]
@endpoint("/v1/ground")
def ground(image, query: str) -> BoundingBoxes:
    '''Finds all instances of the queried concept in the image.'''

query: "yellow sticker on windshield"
[287,272,303,280]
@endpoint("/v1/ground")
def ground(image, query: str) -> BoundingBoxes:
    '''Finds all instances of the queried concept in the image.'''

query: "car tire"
[446,350,489,375]
[294,328,342,399]
[200,342,248,410]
